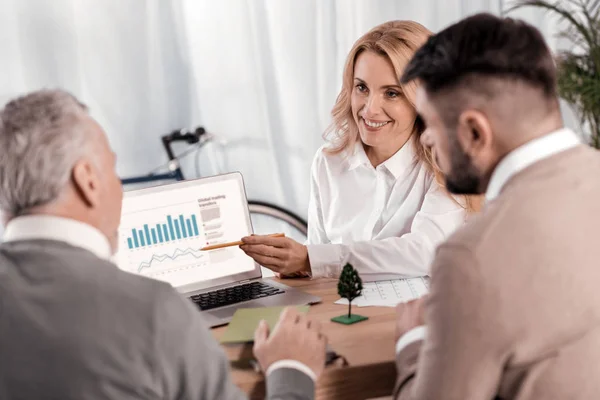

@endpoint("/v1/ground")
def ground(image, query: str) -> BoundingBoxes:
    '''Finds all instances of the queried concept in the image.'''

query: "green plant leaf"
[508,1,594,48]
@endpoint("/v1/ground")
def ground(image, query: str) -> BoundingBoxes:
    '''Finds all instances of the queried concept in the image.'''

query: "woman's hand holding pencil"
[238,233,311,276]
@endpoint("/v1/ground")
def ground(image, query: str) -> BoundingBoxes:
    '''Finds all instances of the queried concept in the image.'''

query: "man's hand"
[240,235,311,276]
[253,307,327,379]
[395,296,427,342]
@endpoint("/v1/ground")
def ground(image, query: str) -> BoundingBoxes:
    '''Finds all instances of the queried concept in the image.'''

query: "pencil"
[200,233,285,251]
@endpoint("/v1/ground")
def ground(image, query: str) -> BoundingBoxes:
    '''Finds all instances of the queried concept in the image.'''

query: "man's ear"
[72,159,101,208]
[456,109,493,157]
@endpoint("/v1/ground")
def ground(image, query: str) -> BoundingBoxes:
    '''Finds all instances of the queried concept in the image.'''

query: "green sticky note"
[219,305,310,344]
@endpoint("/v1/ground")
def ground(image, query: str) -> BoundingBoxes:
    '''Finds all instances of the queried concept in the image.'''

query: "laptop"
[114,172,321,327]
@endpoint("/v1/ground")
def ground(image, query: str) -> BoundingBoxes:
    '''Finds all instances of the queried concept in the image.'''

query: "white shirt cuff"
[266,360,317,382]
[396,325,427,354]
[306,243,343,278]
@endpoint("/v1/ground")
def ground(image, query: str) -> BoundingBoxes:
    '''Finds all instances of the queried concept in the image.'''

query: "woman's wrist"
[304,247,311,272]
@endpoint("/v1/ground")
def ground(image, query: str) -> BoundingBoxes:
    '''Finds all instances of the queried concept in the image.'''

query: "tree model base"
[331,314,368,325]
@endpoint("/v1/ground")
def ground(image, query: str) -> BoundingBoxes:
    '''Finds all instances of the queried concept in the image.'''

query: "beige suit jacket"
[394,145,600,399]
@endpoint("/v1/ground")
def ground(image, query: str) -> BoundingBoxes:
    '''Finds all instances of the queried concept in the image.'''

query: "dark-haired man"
[392,13,600,399]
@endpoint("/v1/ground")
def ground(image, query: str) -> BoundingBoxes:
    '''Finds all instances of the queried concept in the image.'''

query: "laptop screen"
[115,173,258,290]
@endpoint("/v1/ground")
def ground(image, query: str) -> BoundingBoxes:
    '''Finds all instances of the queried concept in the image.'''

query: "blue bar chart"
[126,214,200,249]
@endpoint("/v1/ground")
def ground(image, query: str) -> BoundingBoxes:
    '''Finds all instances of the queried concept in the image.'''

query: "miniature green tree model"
[331,263,368,325]
[339,263,362,318]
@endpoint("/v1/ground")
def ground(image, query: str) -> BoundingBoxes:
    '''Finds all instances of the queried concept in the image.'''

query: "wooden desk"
[211,278,398,399]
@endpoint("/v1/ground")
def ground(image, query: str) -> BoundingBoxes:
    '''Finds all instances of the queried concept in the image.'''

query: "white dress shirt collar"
[3,215,112,260]
[486,128,581,201]
[347,139,416,179]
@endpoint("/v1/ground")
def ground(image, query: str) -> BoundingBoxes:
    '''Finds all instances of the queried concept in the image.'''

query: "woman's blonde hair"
[323,20,481,212]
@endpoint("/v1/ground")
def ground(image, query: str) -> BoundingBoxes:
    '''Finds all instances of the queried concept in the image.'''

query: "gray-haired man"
[0,89,326,399]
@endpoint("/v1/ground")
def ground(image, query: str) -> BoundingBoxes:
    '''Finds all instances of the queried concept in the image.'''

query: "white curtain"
[0,0,569,231]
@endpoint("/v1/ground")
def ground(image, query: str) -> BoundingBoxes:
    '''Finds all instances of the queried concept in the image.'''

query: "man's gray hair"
[0,89,94,216]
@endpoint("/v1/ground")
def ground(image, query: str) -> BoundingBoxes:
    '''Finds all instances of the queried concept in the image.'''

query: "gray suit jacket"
[394,146,600,399]
[0,239,313,400]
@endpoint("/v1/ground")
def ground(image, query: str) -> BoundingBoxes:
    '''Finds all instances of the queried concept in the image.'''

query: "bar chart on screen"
[125,213,201,249]
[116,178,257,287]
[117,195,249,287]
[116,200,211,282]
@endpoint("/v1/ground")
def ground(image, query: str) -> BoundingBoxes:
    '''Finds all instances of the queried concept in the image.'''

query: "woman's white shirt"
[306,140,467,279]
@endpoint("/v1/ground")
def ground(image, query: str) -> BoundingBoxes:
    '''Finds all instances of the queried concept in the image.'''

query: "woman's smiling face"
[351,50,417,161]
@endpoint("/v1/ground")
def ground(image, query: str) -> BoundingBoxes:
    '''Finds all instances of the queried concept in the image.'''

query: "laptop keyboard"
[190,282,286,311]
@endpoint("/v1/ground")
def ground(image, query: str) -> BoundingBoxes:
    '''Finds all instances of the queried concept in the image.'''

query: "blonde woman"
[241,21,478,279]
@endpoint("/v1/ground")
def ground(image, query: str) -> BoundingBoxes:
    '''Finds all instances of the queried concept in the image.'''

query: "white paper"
[334,277,430,308]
